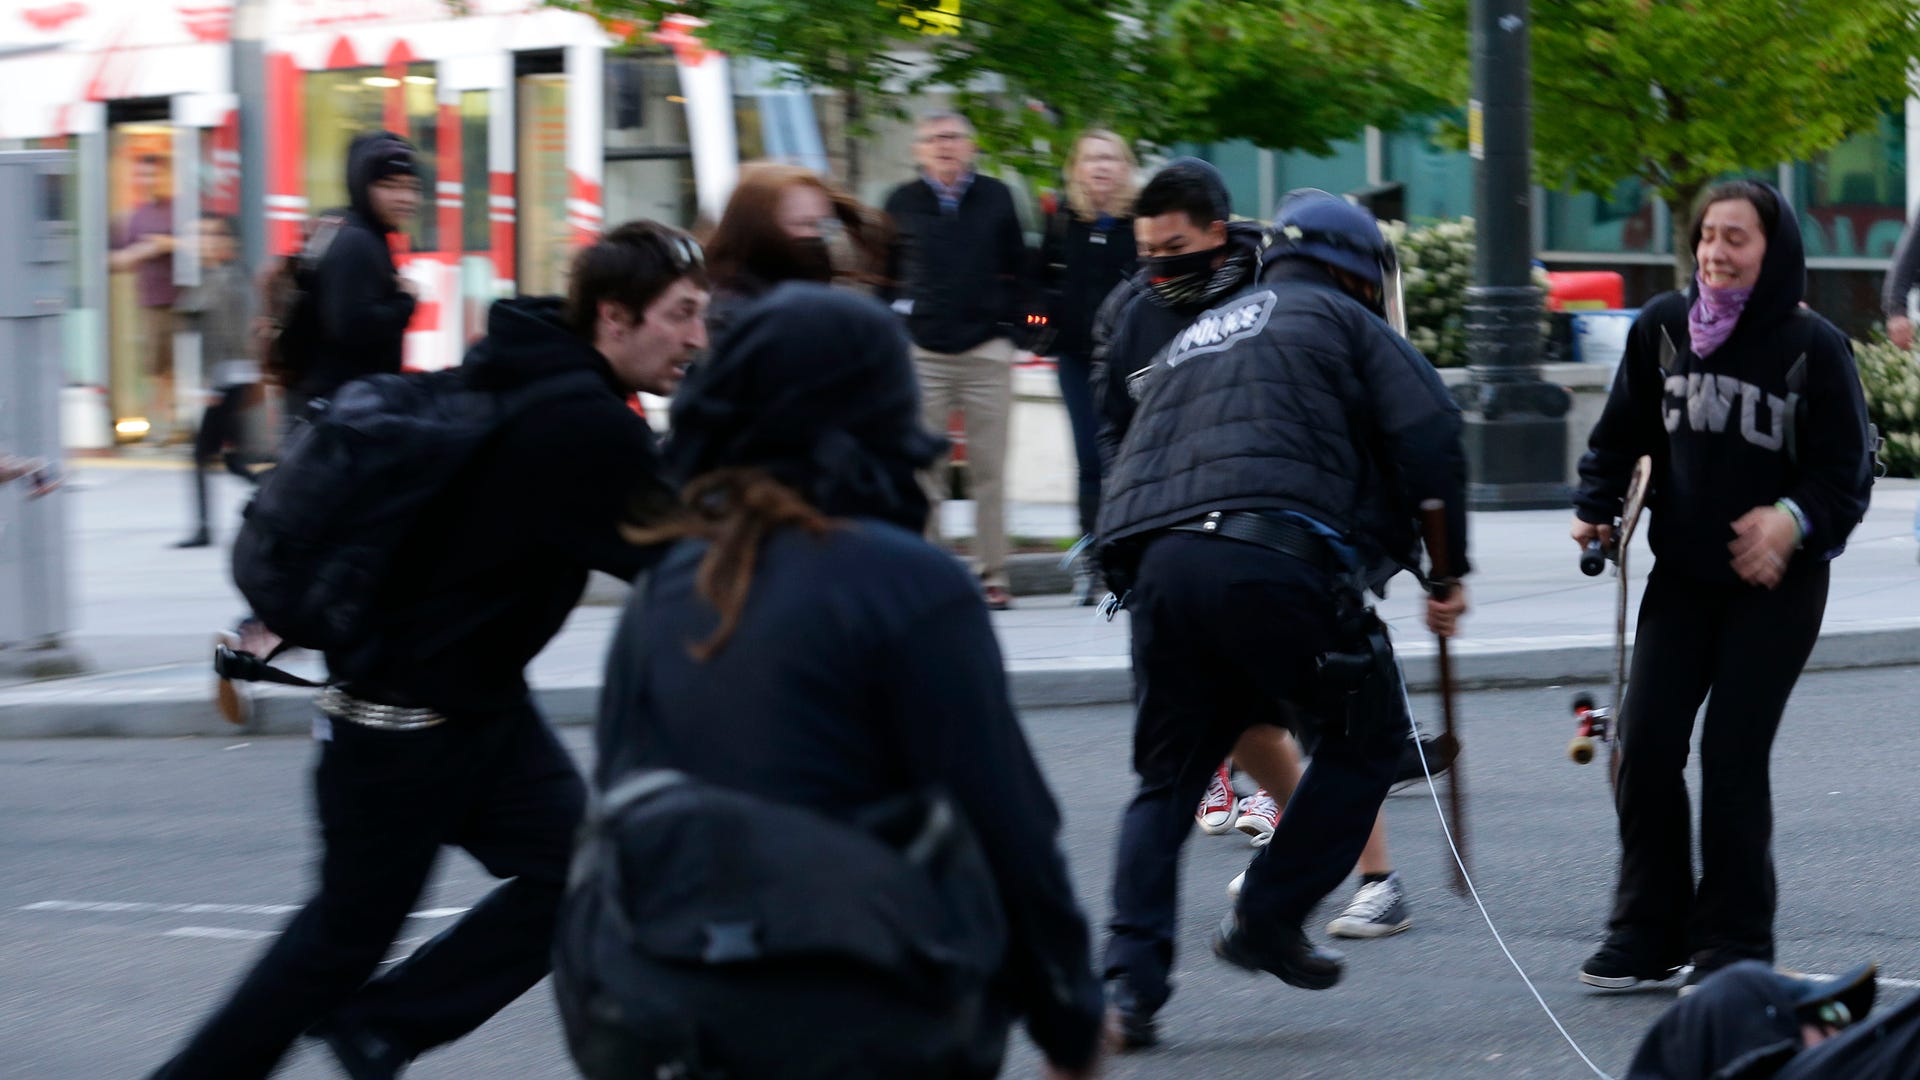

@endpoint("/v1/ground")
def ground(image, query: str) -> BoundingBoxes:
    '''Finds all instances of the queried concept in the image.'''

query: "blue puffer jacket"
[1096,259,1470,586]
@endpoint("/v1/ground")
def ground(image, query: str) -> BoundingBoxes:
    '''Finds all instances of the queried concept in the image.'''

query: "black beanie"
[666,283,947,532]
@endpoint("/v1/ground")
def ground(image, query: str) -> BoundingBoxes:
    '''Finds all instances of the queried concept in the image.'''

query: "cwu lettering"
[1663,372,1787,452]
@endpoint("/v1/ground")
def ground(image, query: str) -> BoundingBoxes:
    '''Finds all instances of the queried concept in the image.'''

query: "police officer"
[1096,190,1470,1046]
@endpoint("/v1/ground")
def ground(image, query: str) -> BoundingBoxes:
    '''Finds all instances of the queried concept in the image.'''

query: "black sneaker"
[310,1017,408,1080]
[1105,979,1159,1050]
[1390,733,1458,792]
[1579,942,1683,990]
[1212,914,1343,990]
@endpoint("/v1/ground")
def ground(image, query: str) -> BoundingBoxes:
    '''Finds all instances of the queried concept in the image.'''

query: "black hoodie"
[342,297,672,713]
[1575,185,1871,584]
[299,132,420,401]
[1091,218,1266,474]
[596,285,1106,1073]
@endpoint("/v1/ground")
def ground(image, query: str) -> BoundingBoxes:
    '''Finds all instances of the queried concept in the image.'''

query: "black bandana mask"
[1145,245,1256,309]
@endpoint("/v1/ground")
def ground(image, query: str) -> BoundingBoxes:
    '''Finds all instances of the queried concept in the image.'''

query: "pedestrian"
[1573,180,1872,993]
[882,111,1030,609]
[583,282,1106,1079]
[145,220,707,1080]
[1872,213,1920,556]
[291,130,422,416]
[1879,208,1919,351]
[172,214,259,549]
[109,153,179,440]
[1095,162,1444,949]
[1095,188,1470,1048]
[1035,129,1138,601]
[703,161,891,338]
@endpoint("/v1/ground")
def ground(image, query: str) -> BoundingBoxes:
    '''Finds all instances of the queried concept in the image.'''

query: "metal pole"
[232,0,268,277]
[1459,0,1569,510]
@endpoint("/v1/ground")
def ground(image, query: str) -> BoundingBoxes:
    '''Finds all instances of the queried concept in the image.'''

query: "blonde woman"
[1037,130,1139,596]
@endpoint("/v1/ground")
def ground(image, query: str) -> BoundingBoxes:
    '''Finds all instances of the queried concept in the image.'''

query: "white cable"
[1402,674,1619,1080]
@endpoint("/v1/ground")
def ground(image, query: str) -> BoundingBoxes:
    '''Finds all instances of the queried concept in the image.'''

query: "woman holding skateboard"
[1571,180,1873,993]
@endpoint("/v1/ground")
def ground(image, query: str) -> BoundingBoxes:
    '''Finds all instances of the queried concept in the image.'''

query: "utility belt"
[315,684,447,731]
[1168,510,1345,578]
[1167,509,1405,742]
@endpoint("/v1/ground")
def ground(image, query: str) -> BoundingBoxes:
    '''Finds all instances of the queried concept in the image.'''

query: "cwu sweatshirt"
[1574,184,1872,585]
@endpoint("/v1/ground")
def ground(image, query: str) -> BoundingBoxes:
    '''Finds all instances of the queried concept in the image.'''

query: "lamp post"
[1458,0,1569,510]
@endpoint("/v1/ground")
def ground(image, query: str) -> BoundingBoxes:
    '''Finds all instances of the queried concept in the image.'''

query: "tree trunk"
[1668,181,1703,290]
[843,89,863,194]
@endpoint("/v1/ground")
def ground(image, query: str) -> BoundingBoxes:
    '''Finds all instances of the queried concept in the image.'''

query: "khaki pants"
[916,337,1014,588]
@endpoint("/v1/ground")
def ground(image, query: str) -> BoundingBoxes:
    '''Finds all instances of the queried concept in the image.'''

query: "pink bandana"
[1687,271,1753,358]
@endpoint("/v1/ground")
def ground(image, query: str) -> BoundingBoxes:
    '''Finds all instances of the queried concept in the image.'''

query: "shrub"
[1853,332,1920,478]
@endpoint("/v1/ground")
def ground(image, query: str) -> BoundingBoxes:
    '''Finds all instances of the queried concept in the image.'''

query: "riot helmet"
[1262,188,1405,332]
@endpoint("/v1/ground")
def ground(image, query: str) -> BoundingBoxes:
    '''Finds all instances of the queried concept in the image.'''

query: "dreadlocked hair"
[623,468,834,660]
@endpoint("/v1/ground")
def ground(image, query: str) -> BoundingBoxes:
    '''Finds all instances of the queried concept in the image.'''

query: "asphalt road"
[5,669,1919,1079]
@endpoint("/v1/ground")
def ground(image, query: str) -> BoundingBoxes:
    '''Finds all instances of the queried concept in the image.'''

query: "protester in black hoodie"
[594,283,1108,1079]
[294,131,422,411]
[145,220,707,1080]
[1574,181,1872,994]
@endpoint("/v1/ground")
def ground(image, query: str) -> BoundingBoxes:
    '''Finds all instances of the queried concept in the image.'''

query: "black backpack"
[259,210,346,389]
[230,366,607,665]
[552,770,1009,1080]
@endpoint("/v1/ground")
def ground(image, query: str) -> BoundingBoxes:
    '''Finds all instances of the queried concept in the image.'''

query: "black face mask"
[1144,248,1217,288]
[789,235,835,283]
[1145,245,1254,309]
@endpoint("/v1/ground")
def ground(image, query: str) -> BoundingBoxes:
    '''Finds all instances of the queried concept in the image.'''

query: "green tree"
[557,0,1445,195]
[1150,0,1441,153]
[1402,0,1920,286]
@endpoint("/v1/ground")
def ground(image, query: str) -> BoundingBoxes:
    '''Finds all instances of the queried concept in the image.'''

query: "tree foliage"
[558,0,1442,191]
[1400,0,1920,284]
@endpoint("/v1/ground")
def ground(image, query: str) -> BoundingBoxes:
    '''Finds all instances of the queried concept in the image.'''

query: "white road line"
[1802,972,1920,991]
[165,927,275,941]
[21,901,468,919]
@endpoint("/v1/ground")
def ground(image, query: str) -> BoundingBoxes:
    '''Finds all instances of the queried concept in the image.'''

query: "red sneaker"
[1196,764,1238,835]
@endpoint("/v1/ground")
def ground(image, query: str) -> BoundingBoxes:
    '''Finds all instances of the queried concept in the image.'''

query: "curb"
[578,553,1078,607]
[4,625,1918,739]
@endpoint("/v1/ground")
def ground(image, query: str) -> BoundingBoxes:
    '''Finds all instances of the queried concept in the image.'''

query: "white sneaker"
[1227,869,1246,902]
[1234,790,1281,847]
[1326,875,1412,939]
[1195,764,1238,835]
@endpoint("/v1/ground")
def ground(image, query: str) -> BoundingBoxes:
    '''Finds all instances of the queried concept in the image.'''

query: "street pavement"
[5,670,1920,1078]
[7,460,1920,736]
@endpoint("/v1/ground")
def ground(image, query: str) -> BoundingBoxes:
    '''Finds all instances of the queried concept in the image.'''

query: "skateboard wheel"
[1568,736,1596,765]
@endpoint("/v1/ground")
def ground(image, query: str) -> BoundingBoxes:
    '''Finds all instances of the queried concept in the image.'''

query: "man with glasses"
[883,111,1031,609]
[147,220,706,1080]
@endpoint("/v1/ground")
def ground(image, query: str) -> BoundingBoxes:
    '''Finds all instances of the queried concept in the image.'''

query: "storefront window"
[1543,180,1658,254]
[1383,117,1474,223]
[1793,110,1906,259]
[305,64,441,252]
[518,70,570,296]
[461,90,492,254]
[605,52,690,151]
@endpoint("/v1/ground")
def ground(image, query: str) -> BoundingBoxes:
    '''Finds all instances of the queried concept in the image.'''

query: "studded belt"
[315,685,448,731]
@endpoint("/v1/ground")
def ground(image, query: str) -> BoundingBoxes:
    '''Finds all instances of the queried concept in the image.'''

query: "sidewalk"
[4,461,1920,736]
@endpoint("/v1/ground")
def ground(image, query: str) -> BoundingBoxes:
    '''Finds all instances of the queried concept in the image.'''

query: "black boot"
[1212,914,1344,990]
[175,458,212,548]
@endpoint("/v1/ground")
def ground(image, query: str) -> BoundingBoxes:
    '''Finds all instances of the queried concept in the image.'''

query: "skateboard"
[1571,454,1652,788]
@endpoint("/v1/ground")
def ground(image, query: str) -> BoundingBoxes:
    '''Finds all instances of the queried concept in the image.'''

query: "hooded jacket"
[1575,185,1872,584]
[1091,219,1266,474]
[342,297,671,712]
[299,132,420,401]
[596,285,1107,1073]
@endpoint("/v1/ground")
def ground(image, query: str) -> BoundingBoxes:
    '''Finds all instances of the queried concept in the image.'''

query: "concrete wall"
[1007,359,1617,505]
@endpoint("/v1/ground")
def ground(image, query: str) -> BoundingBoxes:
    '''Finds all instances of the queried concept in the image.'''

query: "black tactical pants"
[1102,532,1403,1009]
[147,699,586,1079]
